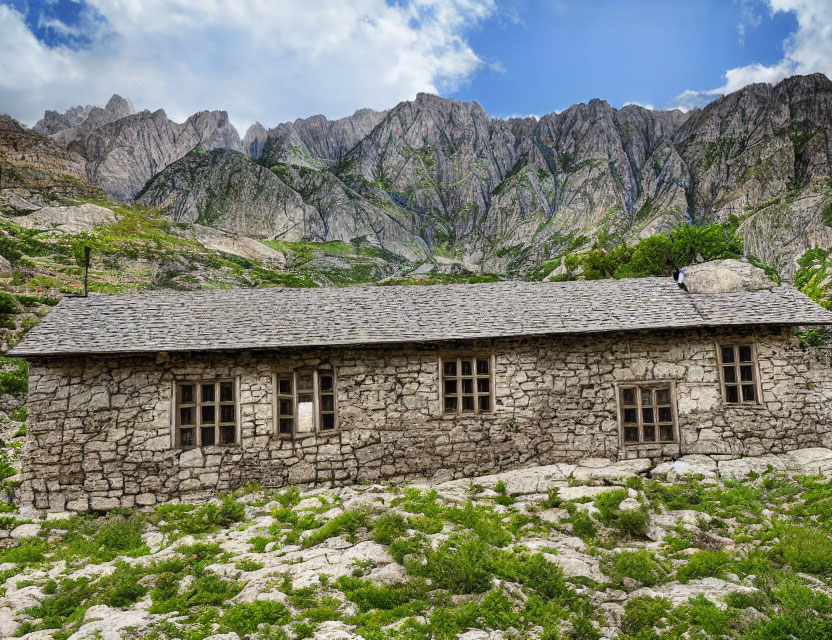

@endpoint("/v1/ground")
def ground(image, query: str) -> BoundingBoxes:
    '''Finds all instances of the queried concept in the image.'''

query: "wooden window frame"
[174,378,240,448]
[439,352,495,416]
[616,381,678,446]
[272,368,339,437]
[716,343,762,405]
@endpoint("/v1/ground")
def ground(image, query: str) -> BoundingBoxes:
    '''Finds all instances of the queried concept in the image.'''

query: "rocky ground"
[0,446,830,640]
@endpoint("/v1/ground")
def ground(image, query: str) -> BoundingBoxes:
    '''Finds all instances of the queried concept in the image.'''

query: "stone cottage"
[10,262,832,511]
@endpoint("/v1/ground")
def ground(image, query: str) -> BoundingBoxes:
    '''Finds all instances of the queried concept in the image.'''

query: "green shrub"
[0,357,28,397]
[220,600,290,635]
[823,201,832,227]
[151,572,242,614]
[603,550,668,587]
[335,576,421,611]
[614,508,651,540]
[514,552,570,600]
[672,594,735,636]
[90,515,148,560]
[430,589,519,639]
[100,561,147,608]
[774,526,832,576]
[408,515,443,534]
[235,557,265,571]
[621,595,671,636]
[418,535,493,594]
[569,614,602,640]
[569,511,598,541]
[0,291,20,314]
[594,490,628,523]
[542,488,562,508]
[21,576,94,632]
[152,495,245,535]
[676,550,729,583]
[303,508,371,548]
[724,589,769,610]
[371,513,407,545]
[0,537,49,564]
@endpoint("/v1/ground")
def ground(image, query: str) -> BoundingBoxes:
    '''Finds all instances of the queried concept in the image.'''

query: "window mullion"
[636,387,644,443]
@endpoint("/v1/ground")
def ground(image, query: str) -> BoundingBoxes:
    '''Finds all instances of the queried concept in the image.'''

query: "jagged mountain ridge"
[12,73,832,275]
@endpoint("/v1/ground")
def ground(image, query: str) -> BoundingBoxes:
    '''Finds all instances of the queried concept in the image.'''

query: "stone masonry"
[19,326,832,511]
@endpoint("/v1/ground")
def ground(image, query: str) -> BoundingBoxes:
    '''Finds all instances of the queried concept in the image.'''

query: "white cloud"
[670,0,832,110]
[0,0,495,132]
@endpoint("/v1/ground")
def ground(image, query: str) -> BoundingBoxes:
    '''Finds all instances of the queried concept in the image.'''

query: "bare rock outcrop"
[14,203,121,234]
[70,108,243,200]
[681,259,775,293]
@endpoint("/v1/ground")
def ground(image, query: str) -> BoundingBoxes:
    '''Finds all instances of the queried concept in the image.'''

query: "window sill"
[622,441,677,447]
[178,443,241,451]
[277,430,343,440]
[440,411,496,419]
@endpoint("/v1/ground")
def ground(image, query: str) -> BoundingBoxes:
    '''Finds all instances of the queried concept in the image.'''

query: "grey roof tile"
[10,278,832,357]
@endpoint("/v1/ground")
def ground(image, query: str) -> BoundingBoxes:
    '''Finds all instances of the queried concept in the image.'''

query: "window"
[176,380,237,447]
[618,384,677,445]
[718,344,759,404]
[441,355,493,414]
[275,369,338,436]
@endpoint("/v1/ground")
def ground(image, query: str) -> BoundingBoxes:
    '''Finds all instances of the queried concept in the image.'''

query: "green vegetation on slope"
[530,221,746,281]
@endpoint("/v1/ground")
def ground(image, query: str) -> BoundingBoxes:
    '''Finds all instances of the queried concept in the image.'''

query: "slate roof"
[10,278,832,357]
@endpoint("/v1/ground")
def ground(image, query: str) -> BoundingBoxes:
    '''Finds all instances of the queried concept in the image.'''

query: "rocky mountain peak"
[0,115,26,132]
[104,94,135,115]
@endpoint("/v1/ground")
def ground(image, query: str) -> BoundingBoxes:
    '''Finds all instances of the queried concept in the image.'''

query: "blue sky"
[454,0,798,115]
[0,0,828,131]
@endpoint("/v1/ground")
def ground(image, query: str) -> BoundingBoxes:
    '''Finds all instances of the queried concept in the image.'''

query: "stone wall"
[19,326,832,511]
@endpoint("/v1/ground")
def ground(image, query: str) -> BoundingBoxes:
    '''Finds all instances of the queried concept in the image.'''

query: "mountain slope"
[15,73,832,280]
[68,108,243,200]
[136,148,430,261]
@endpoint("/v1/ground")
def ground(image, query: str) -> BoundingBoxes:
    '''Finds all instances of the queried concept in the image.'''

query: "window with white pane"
[175,380,238,448]
[274,369,338,436]
[441,355,494,414]
[618,384,677,445]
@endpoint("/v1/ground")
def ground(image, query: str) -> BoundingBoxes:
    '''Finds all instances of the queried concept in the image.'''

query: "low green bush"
[569,510,598,541]
[220,600,290,635]
[620,595,671,636]
[302,508,371,548]
[152,495,245,535]
[594,490,628,523]
[100,561,148,608]
[408,515,444,534]
[614,508,651,540]
[603,550,668,587]
[676,550,729,583]
[371,513,407,545]
[773,526,832,576]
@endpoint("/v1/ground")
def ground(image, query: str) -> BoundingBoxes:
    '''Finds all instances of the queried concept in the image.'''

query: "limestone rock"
[571,458,651,483]
[16,203,121,233]
[183,225,287,268]
[312,620,363,640]
[680,259,775,294]
[651,455,718,480]
[68,604,158,640]
[10,523,40,539]
[629,577,759,607]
